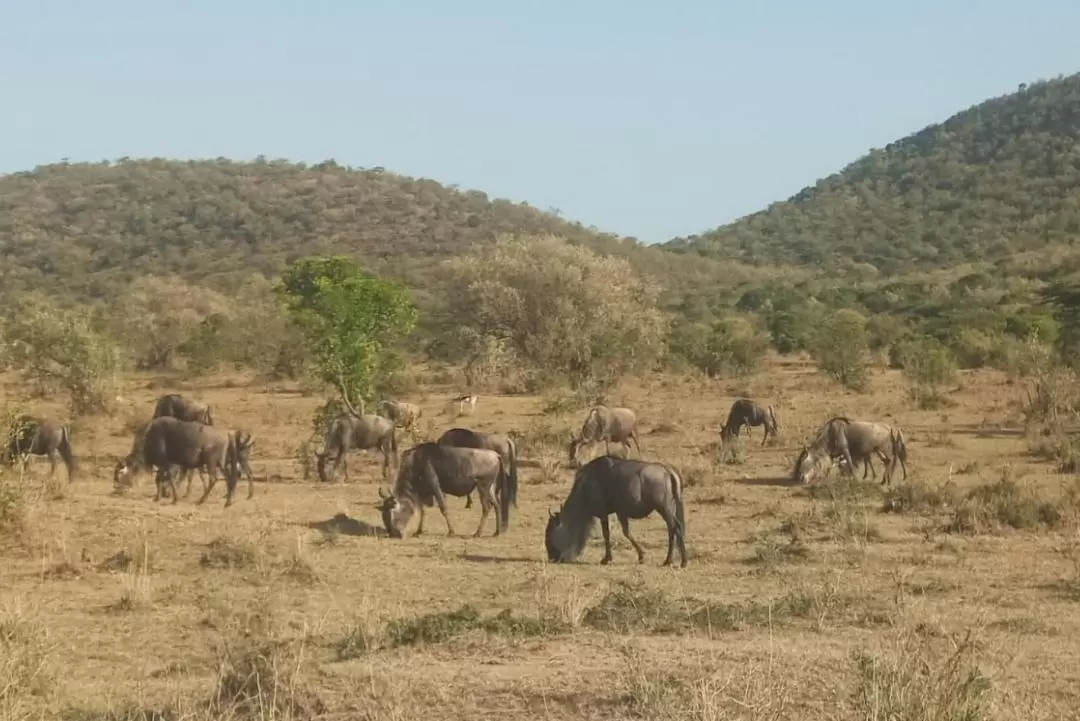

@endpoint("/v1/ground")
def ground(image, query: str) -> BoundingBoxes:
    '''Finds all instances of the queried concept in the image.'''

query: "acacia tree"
[275,256,417,414]
[445,234,667,392]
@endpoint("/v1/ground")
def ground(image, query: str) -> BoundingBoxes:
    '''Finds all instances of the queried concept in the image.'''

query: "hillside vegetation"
[666,73,1080,274]
[0,157,780,307]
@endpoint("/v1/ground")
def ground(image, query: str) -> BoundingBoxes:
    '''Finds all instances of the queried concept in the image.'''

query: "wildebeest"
[436,427,519,510]
[2,415,76,481]
[568,406,642,466]
[169,431,257,502]
[315,413,398,483]
[378,399,422,431]
[545,455,687,567]
[152,393,213,425]
[378,442,509,539]
[114,416,252,507]
[792,417,908,486]
[719,399,778,447]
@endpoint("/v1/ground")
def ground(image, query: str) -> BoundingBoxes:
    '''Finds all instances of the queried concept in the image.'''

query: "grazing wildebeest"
[454,394,478,415]
[719,399,778,447]
[568,406,642,466]
[378,442,509,539]
[170,431,257,502]
[436,427,519,510]
[152,393,213,425]
[378,399,422,431]
[545,455,687,568]
[2,415,76,481]
[315,413,398,483]
[792,417,908,486]
[114,416,251,507]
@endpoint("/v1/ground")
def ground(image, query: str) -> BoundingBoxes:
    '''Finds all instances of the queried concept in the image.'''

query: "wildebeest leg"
[474,483,497,538]
[860,455,873,480]
[413,505,426,537]
[465,493,473,509]
[47,450,58,478]
[617,514,646,564]
[153,468,164,502]
[197,469,220,505]
[164,468,179,505]
[657,508,678,566]
[599,515,613,565]
[630,432,642,458]
[341,454,349,484]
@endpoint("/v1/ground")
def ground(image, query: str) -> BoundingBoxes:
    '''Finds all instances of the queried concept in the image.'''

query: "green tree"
[811,309,870,391]
[444,234,667,392]
[894,337,958,408]
[275,256,417,412]
[1,295,123,416]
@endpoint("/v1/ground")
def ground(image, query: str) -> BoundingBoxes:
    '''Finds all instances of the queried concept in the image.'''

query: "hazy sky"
[3,1,1079,243]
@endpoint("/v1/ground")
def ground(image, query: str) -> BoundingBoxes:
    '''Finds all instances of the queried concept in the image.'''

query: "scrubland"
[3,356,1080,721]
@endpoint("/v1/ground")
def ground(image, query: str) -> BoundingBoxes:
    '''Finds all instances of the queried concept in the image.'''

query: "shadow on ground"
[460,553,538,564]
[734,476,799,487]
[307,513,385,537]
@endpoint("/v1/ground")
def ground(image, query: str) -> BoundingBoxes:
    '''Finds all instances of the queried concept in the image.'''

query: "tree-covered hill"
[0,157,786,310]
[0,157,634,299]
[665,73,1080,274]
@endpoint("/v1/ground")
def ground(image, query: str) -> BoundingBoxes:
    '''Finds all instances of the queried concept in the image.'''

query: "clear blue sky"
[3,1,1079,243]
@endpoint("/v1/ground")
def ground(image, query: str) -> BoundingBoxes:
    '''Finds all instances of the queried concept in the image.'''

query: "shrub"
[811,309,870,391]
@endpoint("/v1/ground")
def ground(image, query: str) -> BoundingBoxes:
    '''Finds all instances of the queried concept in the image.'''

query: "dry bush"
[882,476,960,515]
[0,604,54,719]
[946,468,1078,534]
[852,628,993,721]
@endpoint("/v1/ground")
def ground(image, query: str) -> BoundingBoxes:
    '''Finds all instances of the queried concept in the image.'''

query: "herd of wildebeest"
[2,391,910,570]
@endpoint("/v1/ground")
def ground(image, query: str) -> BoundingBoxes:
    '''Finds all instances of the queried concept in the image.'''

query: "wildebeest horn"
[548,507,554,518]
[377,487,387,499]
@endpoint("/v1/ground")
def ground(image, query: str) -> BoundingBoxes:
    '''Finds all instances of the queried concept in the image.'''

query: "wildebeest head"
[113,454,138,488]
[544,508,564,562]
[377,487,412,539]
[792,446,828,484]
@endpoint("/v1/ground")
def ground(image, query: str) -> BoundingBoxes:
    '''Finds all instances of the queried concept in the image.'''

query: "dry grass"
[2,358,1080,719]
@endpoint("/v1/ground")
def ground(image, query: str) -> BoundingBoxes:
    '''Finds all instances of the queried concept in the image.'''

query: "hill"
[0,157,785,311]
[0,157,628,299]
[665,73,1080,274]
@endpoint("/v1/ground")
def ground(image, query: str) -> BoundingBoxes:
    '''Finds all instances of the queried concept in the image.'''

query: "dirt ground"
[3,357,1080,720]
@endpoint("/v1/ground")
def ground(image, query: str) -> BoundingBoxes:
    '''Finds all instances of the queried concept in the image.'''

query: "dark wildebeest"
[2,415,76,481]
[568,406,642,466]
[315,413,398,483]
[378,399,422,432]
[114,416,253,507]
[545,455,687,567]
[791,417,908,486]
[378,442,509,539]
[152,393,213,425]
[719,399,778,448]
[436,427,519,511]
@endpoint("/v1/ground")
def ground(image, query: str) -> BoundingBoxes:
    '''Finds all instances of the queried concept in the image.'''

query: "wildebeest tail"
[767,404,778,432]
[58,425,77,480]
[507,438,519,509]
[669,465,686,536]
[499,457,513,531]
[891,427,907,462]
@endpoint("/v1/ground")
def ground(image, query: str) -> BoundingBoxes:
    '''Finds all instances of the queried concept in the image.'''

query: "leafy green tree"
[1,294,123,416]
[811,309,870,391]
[894,337,958,408]
[275,256,417,412]
[444,234,667,392]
